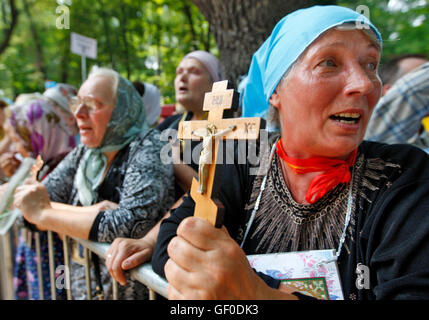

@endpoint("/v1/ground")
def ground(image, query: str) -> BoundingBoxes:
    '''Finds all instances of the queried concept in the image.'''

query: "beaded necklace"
[241,138,354,266]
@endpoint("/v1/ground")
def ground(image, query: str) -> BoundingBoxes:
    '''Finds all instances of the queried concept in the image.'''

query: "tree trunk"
[202,23,211,51]
[182,0,198,51]
[98,0,115,68]
[119,5,131,79]
[154,7,162,77]
[60,36,70,83]
[191,0,336,86]
[0,0,18,56]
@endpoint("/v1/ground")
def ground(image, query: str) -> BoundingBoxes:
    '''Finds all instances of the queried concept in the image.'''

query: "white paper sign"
[71,32,97,59]
[0,157,35,235]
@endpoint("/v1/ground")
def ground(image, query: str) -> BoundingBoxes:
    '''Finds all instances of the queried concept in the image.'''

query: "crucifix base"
[190,177,224,228]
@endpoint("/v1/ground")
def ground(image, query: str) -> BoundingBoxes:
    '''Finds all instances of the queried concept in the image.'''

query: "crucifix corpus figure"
[192,123,236,194]
[178,80,261,227]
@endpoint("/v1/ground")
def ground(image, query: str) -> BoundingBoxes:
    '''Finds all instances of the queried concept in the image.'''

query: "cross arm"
[178,118,261,141]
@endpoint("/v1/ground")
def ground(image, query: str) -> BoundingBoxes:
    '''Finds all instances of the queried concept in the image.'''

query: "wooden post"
[178,80,260,227]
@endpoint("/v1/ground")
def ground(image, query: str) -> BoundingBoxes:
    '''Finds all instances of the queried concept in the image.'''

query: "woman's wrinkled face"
[174,58,213,112]
[269,29,381,159]
[74,76,115,148]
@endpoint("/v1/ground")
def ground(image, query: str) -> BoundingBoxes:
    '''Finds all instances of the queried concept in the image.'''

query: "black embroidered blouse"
[153,138,429,300]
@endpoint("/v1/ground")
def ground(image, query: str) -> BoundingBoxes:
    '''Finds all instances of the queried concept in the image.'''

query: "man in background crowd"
[365,54,429,145]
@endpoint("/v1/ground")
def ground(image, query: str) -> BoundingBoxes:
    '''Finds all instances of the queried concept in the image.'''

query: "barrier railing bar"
[47,230,56,300]
[1,229,168,300]
[73,238,168,299]
[129,264,168,299]
[25,230,33,300]
[83,247,92,300]
[149,289,156,300]
[62,235,72,300]
[34,232,44,300]
[112,278,118,300]
[0,231,14,300]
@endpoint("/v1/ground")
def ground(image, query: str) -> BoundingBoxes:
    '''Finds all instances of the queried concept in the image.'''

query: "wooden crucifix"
[178,80,261,228]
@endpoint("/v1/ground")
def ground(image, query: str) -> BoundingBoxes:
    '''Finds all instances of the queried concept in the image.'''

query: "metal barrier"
[68,236,168,300]
[0,226,168,300]
[0,231,14,299]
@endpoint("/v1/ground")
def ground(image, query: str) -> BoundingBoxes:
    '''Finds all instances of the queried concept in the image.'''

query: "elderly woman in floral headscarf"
[43,83,80,141]
[4,98,76,299]
[12,67,175,299]
[10,99,76,174]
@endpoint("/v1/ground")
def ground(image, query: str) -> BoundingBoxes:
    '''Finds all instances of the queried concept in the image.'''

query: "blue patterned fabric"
[14,231,66,300]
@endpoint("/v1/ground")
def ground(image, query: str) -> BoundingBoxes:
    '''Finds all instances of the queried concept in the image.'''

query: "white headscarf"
[183,50,224,82]
[142,82,161,126]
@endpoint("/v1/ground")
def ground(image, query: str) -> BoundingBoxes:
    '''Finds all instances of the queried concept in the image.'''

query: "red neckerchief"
[276,139,358,204]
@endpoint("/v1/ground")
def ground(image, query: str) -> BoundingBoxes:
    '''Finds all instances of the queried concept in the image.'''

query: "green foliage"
[339,0,429,62]
[0,0,217,104]
[1,0,428,103]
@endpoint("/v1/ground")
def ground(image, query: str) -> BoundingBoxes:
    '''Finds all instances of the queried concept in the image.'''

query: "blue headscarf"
[242,5,382,119]
[76,76,149,206]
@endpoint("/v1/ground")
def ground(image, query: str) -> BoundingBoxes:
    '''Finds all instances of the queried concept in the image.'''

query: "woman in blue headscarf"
[13,66,175,299]
[151,5,429,300]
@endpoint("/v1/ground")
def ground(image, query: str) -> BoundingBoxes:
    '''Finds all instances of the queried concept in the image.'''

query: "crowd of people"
[1,4,429,301]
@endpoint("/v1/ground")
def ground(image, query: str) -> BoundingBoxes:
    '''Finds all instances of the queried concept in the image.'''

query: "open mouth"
[79,126,92,132]
[329,112,361,124]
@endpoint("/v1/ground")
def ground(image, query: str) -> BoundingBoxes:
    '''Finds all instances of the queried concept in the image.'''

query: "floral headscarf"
[43,83,77,113]
[76,75,149,206]
[9,98,76,163]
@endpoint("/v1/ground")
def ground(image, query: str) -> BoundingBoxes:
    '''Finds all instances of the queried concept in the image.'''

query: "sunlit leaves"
[0,0,216,104]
